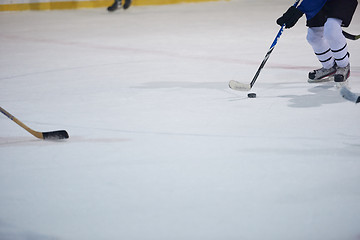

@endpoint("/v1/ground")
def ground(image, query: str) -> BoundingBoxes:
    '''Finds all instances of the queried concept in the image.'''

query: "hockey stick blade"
[42,130,69,140]
[340,87,360,104]
[229,80,251,91]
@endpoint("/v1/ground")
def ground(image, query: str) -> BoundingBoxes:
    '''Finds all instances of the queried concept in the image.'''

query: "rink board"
[0,0,223,11]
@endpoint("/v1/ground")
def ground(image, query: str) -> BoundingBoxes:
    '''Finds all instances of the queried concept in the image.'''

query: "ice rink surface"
[1,0,360,239]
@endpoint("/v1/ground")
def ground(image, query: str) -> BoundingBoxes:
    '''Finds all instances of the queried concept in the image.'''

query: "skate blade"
[308,75,334,83]
[335,80,349,89]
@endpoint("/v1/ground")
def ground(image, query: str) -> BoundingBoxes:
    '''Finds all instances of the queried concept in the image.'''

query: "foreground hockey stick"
[229,0,300,91]
[342,31,360,41]
[0,106,69,140]
[340,87,360,103]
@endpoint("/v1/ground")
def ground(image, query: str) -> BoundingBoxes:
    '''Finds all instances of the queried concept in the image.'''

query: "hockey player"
[277,0,358,84]
[107,0,132,12]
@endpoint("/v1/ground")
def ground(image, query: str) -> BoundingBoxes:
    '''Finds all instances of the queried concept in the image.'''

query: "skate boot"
[334,64,350,87]
[107,0,120,12]
[308,64,337,83]
[123,0,132,9]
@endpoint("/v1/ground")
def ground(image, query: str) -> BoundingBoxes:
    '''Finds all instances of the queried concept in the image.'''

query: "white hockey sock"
[324,18,349,68]
[307,27,335,69]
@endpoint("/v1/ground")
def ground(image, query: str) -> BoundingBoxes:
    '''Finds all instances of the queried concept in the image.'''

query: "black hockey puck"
[248,93,256,98]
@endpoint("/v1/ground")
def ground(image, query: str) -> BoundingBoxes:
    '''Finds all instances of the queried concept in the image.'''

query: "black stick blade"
[340,87,360,104]
[42,130,69,140]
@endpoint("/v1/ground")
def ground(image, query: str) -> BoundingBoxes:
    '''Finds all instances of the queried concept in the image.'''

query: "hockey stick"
[342,30,360,40]
[0,106,69,140]
[229,0,300,91]
[340,87,360,103]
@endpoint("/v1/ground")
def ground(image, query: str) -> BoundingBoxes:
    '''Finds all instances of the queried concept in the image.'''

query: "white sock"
[324,18,349,68]
[307,27,335,69]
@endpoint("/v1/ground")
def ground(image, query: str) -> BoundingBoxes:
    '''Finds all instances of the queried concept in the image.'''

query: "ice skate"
[308,64,337,83]
[123,0,132,9]
[334,64,350,87]
[107,0,120,12]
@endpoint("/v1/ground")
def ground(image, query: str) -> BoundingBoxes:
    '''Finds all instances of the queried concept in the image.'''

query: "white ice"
[1,0,360,239]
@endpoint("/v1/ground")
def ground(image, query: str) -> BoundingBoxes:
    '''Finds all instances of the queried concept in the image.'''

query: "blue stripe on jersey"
[297,0,328,20]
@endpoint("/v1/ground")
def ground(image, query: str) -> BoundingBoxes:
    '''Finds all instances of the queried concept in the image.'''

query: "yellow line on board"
[0,0,224,11]
[0,1,112,11]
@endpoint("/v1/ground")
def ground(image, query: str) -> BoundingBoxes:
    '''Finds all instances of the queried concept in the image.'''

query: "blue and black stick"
[229,0,301,91]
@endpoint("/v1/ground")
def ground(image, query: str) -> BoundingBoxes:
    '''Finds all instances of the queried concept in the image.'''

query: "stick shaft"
[249,0,300,89]
[0,106,43,139]
[342,30,360,40]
